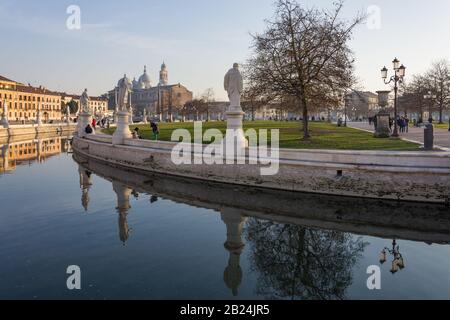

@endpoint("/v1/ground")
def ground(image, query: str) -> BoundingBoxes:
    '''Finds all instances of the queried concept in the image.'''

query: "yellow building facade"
[0,75,62,123]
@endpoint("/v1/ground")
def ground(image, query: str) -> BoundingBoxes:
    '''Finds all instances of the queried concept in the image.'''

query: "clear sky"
[1,0,449,100]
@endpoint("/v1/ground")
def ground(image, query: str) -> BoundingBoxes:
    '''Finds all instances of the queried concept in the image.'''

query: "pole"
[392,79,399,137]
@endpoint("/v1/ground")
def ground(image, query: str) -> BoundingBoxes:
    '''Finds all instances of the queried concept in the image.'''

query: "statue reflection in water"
[245,220,367,300]
[113,181,133,246]
[78,165,92,212]
[221,208,248,297]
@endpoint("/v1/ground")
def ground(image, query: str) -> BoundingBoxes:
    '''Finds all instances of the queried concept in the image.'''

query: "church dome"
[138,66,152,89]
[117,74,132,88]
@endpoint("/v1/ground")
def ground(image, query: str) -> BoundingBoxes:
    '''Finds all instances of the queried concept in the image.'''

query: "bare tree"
[201,88,215,121]
[426,60,450,124]
[402,75,431,123]
[247,0,364,139]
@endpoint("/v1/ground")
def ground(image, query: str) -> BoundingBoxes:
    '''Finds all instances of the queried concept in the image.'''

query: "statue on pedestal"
[224,63,244,111]
[117,75,132,112]
[142,109,148,123]
[80,89,90,114]
[0,100,9,127]
[223,63,247,150]
[112,75,133,145]
[66,106,71,124]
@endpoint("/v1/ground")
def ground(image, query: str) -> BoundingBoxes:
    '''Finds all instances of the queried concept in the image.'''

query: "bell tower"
[159,61,169,86]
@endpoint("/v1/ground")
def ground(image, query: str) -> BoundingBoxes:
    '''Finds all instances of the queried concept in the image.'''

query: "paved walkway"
[348,122,450,150]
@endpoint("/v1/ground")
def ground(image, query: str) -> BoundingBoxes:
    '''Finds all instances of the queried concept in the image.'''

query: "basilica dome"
[138,66,152,89]
[117,74,132,89]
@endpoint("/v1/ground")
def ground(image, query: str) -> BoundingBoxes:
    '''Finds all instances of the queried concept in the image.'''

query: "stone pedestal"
[112,111,132,145]
[113,181,132,244]
[77,112,92,138]
[424,124,434,151]
[374,112,391,138]
[221,209,247,297]
[0,117,9,129]
[224,110,248,156]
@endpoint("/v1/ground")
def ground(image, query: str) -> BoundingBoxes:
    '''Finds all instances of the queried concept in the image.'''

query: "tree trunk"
[301,96,310,139]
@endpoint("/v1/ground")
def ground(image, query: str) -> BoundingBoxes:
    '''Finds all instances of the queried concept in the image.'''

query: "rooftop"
[0,75,15,83]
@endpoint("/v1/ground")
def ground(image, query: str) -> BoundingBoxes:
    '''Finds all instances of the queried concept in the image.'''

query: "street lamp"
[381,58,406,138]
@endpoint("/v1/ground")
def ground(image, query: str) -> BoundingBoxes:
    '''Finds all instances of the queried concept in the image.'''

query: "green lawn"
[102,121,420,151]
[435,123,450,130]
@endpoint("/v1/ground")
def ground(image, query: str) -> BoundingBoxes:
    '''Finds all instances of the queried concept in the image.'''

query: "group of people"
[370,115,410,133]
[396,117,410,133]
[131,122,160,140]
[85,120,160,140]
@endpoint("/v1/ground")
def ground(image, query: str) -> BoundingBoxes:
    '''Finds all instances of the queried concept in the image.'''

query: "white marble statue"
[80,89,90,113]
[142,108,148,123]
[224,63,244,111]
[66,107,71,123]
[0,100,9,127]
[117,75,132,112]
[2,101,8,118]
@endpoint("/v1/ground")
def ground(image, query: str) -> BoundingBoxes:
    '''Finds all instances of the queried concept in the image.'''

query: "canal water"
[1,135,450,300]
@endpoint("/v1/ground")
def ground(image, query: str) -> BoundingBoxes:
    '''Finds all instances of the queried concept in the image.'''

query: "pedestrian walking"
[151,122,159,141]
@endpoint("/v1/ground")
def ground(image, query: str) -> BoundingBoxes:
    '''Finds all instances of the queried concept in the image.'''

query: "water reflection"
[221,209,247,296]
[380,239,406,274]
[78,167,92,211]
[72,153,450,299]
[246,220,366,300]
[113,181,133,245]
[0,134,71,174]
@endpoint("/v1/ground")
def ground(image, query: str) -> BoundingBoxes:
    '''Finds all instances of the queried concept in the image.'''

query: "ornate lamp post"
[381,58,406,138]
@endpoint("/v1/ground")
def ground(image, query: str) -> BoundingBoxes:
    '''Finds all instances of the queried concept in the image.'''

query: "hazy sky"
[1,0,449,100]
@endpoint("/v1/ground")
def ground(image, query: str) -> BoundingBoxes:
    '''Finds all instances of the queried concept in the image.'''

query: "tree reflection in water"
[245,219,367,300]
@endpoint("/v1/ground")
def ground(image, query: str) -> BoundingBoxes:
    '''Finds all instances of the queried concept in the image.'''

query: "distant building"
[108,63,193,121]
[345,91,379,120]
[0,75,62,123]
[61,94,108,117]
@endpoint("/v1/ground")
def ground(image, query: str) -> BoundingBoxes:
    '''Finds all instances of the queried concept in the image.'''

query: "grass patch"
[435,123,450,130]
[102,121,420,151]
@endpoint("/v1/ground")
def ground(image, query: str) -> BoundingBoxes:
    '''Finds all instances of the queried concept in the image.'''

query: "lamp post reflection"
[113,181,133,245]
[221,208,248,297]
[379,239,406,274]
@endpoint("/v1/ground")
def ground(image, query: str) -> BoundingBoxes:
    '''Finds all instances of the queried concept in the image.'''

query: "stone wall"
[73,134,450,203]
[74,153,450,244]
[0,124,76,139]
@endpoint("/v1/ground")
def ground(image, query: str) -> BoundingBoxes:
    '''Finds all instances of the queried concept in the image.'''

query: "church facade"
[109,63,193,121]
